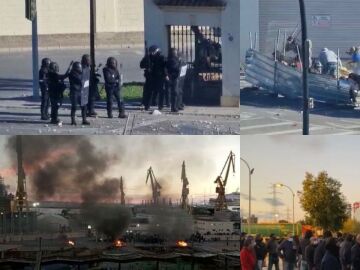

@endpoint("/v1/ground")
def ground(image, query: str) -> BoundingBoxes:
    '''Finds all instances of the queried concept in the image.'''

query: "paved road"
[0,48,240,135]
[0,47,144,83]
[241,80,360,135]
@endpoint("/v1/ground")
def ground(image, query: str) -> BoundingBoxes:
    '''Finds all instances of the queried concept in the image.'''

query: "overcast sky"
[0,136,240,204]
[241,136,359,222]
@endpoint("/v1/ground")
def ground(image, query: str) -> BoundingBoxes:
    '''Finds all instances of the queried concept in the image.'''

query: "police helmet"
[49,62,59,73]
[41,58,51,68]
[106,57,117,69]
[149,45,160,56]
[81,54,91,67]
[169,48,178,58]
[72,61,82,73]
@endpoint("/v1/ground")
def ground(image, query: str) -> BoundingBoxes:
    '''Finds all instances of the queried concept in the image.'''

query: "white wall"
[221,0,240,105]
[0,0,144,36]
[143,0,240,106]
[240,0,259,61]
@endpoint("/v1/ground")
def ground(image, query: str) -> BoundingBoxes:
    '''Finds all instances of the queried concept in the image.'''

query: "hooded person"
[320,237,341,270]
[103,57,127,118]
[39,57,51,120]
[68,61,90,126]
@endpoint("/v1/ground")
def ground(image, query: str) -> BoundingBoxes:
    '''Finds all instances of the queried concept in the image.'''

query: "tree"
[343,219,360,234]
[299,171,348,231]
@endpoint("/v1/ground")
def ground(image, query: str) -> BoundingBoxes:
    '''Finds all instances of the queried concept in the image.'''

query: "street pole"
[90,0,96,80]
[299,0,309,135]
[32,0,39,98]
[277,183,295,235]
[240,158,254,235]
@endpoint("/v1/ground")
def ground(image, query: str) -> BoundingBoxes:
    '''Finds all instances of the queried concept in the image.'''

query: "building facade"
[241,0,360,61]
[0,0,144,36]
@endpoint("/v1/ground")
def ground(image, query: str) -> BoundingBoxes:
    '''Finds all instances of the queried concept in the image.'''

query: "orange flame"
[114,240,124,247]
[176,240,188,247]
[68,240,75,246]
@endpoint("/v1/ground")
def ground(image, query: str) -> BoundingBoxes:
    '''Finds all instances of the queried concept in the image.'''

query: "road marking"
[240,121,294,130]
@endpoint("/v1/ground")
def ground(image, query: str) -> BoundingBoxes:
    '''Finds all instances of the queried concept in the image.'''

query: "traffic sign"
[25,0,37,21]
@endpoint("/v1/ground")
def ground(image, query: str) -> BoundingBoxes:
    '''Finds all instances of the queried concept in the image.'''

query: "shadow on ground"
[241,87,360,119]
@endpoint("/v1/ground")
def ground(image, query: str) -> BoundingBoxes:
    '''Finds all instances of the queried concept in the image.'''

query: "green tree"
[343,219,360,234]
[299,171,348,231]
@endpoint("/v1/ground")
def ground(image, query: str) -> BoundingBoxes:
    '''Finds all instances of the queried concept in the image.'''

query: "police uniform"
[103,58,126,118]
[39,59,51,120]
[68,62,90,125]
[48,62,68,124]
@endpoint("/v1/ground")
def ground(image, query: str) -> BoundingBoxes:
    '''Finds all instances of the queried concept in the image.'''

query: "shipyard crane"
[14,136,29,212]
[119,176,125,205]
[180,161,189,209]
[146,167,161,205]
[214,151,235,211]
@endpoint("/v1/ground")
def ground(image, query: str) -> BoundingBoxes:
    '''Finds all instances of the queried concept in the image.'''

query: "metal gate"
[168,25,222,105]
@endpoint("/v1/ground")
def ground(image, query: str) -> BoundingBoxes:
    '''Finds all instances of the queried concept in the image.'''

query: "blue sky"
[241,136,359,222]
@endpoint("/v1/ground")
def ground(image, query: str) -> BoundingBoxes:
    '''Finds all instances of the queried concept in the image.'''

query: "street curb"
[0,43,144,54]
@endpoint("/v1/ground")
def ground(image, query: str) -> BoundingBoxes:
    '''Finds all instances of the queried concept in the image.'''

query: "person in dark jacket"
[166,48,181,112]
[103,57,127,119]
[321,237,341,270]
[278,234,298,270]
[267,234,280,270]
[315,230,333,270]
[340,234,353,270]
[306,236,319,270]
[300,230,313,270]
[254,234,267,270]
[81,54,97,117]
[351,234,360,270]
[68,61,90,126]
[140,45,167,110]
[39,57,51,120]
[48,61,71,124]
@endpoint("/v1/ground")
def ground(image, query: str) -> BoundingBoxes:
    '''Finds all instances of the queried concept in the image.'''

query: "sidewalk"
[0,91,240,135]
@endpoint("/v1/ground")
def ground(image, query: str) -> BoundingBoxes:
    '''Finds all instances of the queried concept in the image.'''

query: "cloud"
[240,192,256,201]
[263,197,285,206]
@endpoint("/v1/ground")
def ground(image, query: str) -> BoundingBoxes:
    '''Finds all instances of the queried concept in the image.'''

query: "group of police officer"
[39,54,126,125]
[140,45,187,113]
[38,45,186,125]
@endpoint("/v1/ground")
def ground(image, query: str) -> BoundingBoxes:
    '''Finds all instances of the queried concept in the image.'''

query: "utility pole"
[26,0,39,98]
[90,0,96,83]
[299,0,309,135]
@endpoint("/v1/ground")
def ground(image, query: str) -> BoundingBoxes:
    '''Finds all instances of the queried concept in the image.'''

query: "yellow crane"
[214,151,235,211]
[146,167,161,205]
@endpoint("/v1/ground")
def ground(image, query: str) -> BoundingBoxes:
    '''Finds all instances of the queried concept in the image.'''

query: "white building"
[240,0,360,61]
[144,0,240,107]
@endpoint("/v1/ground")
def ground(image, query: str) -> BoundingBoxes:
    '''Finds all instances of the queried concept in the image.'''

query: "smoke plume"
[6,136,120,202]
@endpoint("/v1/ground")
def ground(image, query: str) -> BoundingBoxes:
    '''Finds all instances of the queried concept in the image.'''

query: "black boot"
[71,109,77,126]
[81,107,90,125]
[108,110,113,118]
[118,103,127,119]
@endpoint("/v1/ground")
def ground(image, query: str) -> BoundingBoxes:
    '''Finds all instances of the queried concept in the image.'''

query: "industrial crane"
[214,151,235,211]
[180,161,189,209]
[14,136,29,213]
[119,176,125,205]
[146,167,162,205]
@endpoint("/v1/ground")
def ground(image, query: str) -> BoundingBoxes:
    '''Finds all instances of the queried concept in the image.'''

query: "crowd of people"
[240,231,360,270]
[38,45,188,125]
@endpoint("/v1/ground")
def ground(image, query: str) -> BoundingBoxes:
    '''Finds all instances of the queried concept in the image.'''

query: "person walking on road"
[320,237,341,270]
[351,234,360,270]
[339,234,353,270]
[254,234,267,270]
[278,234,298,270]
[241,236,257,270]
[267,234,280,270]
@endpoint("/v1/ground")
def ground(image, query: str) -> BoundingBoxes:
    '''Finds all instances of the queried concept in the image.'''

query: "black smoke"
[6,136,119,202]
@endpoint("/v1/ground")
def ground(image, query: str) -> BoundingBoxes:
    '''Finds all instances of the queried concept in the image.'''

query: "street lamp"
[240,158,254,234]
[276,183,295,235]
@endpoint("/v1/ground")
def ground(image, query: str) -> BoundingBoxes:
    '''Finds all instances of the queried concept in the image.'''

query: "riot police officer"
[69,61,90,126]
[140,45,167,110]
[39,58,51,120]
[166,48,181,112]
[81,54,98,117]
[103,57,127,118]
[48,61,71,124]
